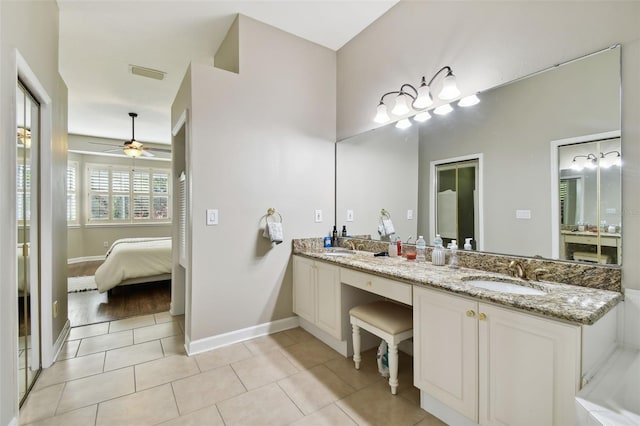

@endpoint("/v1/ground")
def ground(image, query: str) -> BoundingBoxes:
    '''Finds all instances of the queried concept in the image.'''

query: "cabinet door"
[478,303,580,426]
[414,287,478,422]
[292,256,316,323]
[315,261,341,339]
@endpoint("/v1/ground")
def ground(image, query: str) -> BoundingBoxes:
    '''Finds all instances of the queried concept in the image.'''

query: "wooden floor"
[67,261,171,327]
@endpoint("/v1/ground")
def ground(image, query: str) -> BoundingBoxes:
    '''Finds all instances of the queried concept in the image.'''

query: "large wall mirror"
[336,45,621,265]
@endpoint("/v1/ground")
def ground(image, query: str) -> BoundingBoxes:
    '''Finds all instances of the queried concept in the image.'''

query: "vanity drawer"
[340,268,412,306]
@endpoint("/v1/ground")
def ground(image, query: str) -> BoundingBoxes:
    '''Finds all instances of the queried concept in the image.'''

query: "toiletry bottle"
[449,240,459,269]
[416,236,426,262]
[464,238,472,250]
[331,226,338,247]
[388,241,397,257]
[341,225,347,237]
[324,236,331,248]
[396,237,402,257]
[432,234,445,266]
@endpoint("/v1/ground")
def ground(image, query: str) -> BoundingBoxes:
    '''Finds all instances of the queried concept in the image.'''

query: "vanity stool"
[349,300,413,395]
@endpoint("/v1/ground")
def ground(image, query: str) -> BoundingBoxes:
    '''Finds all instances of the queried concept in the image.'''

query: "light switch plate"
[346,209,354,222]
[206,209,219,225]
[407,209,414,220]
[315,209,323,223]
[515,209,531,219]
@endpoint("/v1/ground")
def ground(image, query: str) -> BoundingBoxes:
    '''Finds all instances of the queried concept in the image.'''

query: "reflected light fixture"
[600,151,621,168]
[571,154,598,171]
[433,104,453,115]
[373,66,477,129]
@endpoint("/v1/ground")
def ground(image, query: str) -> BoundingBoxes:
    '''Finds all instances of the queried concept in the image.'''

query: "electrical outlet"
[53,300,58,318]
[516,209,531,219]
[206,209,219,225]
[103,241,109,248]
[407,209,414,220]
[314,209,323,223]
[346,209,354,222]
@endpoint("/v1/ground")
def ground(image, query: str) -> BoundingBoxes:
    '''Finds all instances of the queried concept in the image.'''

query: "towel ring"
[265,208,283,223]
[380,209,391,219]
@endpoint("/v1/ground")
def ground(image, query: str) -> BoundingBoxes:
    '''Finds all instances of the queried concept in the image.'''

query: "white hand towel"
[264,222,283,244]
[382,218,395,236]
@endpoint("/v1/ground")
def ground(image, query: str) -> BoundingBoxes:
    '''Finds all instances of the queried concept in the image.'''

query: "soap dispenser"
[464,238,473,250]
[331,226,338,247]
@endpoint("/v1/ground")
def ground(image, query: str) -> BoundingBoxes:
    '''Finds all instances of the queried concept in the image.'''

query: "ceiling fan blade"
[141,150,155,157]
[150,147,172,153]
[88,141,122,148]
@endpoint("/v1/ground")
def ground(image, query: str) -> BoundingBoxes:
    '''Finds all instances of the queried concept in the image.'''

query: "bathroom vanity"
[292,241,621,426]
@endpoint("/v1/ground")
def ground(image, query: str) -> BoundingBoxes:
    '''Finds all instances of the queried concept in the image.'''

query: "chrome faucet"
[405,235,413,244]
[508,260,526,279]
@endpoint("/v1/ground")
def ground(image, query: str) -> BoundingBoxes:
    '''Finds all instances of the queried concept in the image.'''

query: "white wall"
[337,1,640,289]
[0,1,67,423]
[175,15,336,344]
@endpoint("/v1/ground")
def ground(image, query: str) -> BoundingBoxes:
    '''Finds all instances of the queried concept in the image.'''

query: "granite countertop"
[296,249,623,326]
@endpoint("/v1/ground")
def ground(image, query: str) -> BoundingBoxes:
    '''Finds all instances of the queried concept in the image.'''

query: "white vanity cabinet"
[414,286,581,426]
[292,256,341,339]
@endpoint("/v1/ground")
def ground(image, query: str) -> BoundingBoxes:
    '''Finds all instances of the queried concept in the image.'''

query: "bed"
[94,237,172,293]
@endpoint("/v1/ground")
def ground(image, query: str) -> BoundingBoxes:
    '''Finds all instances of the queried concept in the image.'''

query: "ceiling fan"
[89,112,171,158]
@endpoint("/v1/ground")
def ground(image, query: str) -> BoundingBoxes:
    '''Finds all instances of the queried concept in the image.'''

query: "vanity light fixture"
[374,66,481,129]
[374,66,462,126]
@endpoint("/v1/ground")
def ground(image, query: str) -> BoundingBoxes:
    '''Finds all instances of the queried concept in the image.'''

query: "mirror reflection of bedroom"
[67,117,174,327]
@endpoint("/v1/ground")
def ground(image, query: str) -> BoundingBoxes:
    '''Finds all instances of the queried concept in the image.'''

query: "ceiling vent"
[129,64,166,81]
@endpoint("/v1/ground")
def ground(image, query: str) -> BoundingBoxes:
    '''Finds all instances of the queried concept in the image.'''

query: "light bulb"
[438,71,461,100]
[458,94,480,107]
[374,103,390,123]
[391,93,411,116]
[413,111,431,122]
[433,104,453,115]
[395,118,412,129]
[585,158,597,169]
[413,83,433,109]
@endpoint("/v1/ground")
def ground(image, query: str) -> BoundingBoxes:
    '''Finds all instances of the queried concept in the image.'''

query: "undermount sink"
[323,248,355,256]
[463,278,547,296]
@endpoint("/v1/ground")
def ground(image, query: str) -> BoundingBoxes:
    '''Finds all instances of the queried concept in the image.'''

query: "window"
[87,164,171,224]
[67,161,78,223]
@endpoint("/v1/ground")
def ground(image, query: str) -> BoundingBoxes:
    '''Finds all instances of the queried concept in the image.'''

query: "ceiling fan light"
[413,111,431,122]
[391,93,411,116]
[124,146,143,158]
[374,102,390,123]
[413,83,433,109]
[395,118,412,129]
[458,94,480,107]
[433,104,453,115]
[438,71,461,100]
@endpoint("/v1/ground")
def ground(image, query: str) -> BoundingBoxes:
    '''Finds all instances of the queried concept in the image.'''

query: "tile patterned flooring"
[20,312,446,425]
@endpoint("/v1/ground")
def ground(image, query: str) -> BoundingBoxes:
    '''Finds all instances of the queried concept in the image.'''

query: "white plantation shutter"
[179,172,186,266]
[86,164,171,224]
[67,162,78,223]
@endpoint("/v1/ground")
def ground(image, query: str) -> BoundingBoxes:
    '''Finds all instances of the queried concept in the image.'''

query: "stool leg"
[352,322,361,370]
[387,341,399,395]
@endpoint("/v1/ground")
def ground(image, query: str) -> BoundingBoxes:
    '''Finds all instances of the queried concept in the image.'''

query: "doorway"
[17,80,42,406]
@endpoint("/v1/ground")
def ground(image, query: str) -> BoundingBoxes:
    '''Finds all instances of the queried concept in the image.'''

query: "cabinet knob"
[466,310,476,318]
[478,313,487,321]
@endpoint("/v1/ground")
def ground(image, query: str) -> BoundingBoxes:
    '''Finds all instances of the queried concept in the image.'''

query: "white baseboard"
[185,316,300,356]
[68,256,104,264]
[47,320,71,367]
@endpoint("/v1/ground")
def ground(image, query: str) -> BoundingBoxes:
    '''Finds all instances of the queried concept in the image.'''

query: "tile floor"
[20,312,446,425]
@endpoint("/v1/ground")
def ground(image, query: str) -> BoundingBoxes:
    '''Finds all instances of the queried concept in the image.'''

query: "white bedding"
[95,237,172,293]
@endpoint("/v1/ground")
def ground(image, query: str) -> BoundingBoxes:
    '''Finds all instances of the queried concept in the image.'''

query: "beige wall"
[337,1,640,289]
[0,1,67,422]
[67,147,171,259]
[176,15,336,342]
